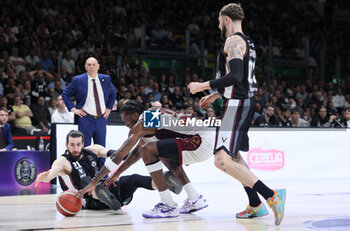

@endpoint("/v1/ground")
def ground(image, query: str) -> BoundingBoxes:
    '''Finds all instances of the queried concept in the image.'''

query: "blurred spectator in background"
[331,107,350,128]
[29,69,53,103]
[0,108,14,151]
[344,94,350,108]
[151,101,162,107]
[31,96,51,134]
[0,95,15,122]
[61,50,75,75]
[205,106,216,119]
[183,104,195,117]
[253,102,263,122]
[152,83,162,102]
[277,105,292,127]
[291,108,309,127]
[332,87,345,112]
[9,47,26,74]
[254,104,277,127]
[51,95,74,123]
[169,86,185,108]
[311,106,334,127]
[302,107,312,124]
[40,50,54,72]
[12,95,37,135]
[25,48,40,71]
[48,97,58,115]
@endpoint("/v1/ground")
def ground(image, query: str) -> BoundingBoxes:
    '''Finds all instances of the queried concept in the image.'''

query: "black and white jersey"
[58,149,100,191]
[215,32,257,99]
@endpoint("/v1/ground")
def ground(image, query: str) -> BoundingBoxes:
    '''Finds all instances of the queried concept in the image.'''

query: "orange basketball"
[56,190,82,216]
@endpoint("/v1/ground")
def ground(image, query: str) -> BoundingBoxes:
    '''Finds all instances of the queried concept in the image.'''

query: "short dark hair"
[280,104,291,112]
[265,104,274,110]
[344,107,350,113]
[220,3,244,21]
[120,100,145,115]
[291,108,300,115]
[66,130,84,143]
[184,104,194,110]
[0,107,8,113]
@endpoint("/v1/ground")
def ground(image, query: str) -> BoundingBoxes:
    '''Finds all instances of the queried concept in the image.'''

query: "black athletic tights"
[84,174,153,210]
[117,174,154,203]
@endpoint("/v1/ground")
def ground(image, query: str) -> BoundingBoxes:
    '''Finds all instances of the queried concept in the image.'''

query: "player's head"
[218,3,244,39]
[65,130,84,161]
[120,100,145,128]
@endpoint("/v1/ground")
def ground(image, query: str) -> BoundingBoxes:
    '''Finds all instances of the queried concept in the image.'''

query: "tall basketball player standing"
[188,3,286,226]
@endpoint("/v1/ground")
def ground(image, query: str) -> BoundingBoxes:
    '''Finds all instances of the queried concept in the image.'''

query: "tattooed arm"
[224,35,246,61]
[188,35,246,94]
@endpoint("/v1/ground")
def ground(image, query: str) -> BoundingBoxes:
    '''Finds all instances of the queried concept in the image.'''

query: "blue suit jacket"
[62,73,116,112]
[1,123,14,150]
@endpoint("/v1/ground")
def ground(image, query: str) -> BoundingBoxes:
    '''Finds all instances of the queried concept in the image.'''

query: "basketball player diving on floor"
[79,100,214,218]
[188,3,286,226]
[35,130,178,210]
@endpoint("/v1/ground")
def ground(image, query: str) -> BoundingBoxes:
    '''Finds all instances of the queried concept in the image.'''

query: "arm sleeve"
[209,58,243,89]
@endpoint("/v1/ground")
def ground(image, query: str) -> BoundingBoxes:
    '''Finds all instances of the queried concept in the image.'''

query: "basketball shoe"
[180,195,208,214]
[236,203,269,219]
[164,171,183,195]
[95,184,121,210]
[142,202,180,218]
[267,189,286,225]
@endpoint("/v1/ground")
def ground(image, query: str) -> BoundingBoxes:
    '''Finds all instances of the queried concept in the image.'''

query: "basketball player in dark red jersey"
[188,3,286,226]
[79,100,213,218]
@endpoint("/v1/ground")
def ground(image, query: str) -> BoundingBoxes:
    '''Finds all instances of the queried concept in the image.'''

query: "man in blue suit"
[62,57,116,154]
[0,108,14,151]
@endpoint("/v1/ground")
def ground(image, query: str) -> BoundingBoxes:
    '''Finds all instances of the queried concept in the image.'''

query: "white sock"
[159,189,175,207]
[183,183,200,202]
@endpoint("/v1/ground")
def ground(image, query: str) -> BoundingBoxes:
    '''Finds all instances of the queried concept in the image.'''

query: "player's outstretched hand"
[78,181,97,197]
[35,171,50,188]
[104,173,119,187]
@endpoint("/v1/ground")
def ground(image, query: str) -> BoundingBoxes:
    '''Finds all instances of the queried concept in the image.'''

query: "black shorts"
[214,97,254,159]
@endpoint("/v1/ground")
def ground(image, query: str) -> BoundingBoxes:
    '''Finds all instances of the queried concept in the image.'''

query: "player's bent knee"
[138,143,158,162]
[214,150,229,170]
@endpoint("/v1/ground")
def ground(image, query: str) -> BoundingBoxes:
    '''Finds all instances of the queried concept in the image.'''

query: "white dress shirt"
[83,75,106,116]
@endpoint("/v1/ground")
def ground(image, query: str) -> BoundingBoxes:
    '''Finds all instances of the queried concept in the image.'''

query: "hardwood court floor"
[1,178,350,231]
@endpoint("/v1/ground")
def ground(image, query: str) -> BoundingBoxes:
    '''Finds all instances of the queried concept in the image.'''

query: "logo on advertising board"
[14,158,37,186]
[247,148,284,171]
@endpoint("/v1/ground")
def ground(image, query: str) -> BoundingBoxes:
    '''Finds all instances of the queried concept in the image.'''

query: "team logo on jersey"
[14,158,37,186]
[143,109,161,128]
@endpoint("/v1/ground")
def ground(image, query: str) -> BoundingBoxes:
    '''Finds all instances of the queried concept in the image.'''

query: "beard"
[68,150,82,161]
[221,24,227,40]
